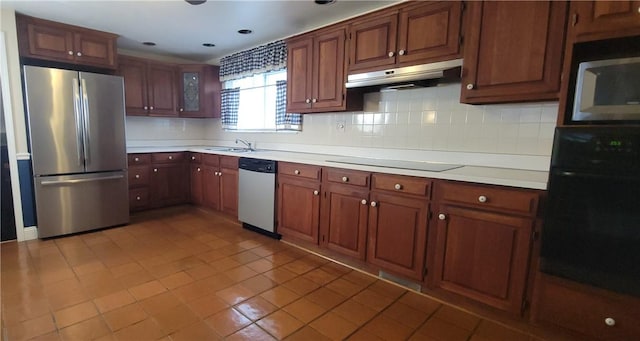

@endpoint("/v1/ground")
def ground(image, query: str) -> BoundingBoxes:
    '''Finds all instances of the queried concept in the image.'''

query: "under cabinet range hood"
[345,58,463,89]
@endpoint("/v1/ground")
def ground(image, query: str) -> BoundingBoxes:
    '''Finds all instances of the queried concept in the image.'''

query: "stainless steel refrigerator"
[23,65,129,238]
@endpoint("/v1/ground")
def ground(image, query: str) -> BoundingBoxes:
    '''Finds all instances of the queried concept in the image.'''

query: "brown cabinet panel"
[278,162,321,180]
[460,1,567,104]
[397,1,463,65]
[312,29,346,110]
[321,183,369,260]
[118,57,149,116]
[129,188,149,211]
[432,205,533,314]
[367,191,428,281]
[147,63,178,117]
[203,154,220,167]
[128,153,151,165]
[437,181,539,216]
[151,152,184,163]
[325,168,370,187]
[22,20,74,62]
[220,167,238,216]
[286,37,314,112]
[571,1,640,39]
[349,14,398,72]
[190,163,203,205]
[188,152,201,163]
[118,55,178,117]
[203,165,220,210]
[372,173,430,197]
[73,32,116,69]
[128,166,150,188]
[150,163,188,207]
[277,176,321,244]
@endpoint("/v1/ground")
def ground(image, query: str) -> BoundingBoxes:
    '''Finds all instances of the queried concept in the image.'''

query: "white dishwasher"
[238,157,280,239]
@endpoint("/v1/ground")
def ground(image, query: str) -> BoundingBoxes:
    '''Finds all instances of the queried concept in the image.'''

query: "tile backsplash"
[126,83,558,156]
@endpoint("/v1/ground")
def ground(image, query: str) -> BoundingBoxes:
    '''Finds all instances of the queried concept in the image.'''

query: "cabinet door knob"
[191,156,196,160]
[219,172,223,177]
[180,108,184,112]
[313,190,319,196]
[478,195,487,203]
[604,317,616,327]
[312,98,317,103]
[136,196,141,201]
[134,157,139,162]
[135,174,140,179]
[305,99,311,104]
[150,106,154,110]
[370,201,377,207]
[466,83,475,90]
[438,213,446,220]
[388,51,395,57]
[394,183,402,190]
[153,168,158,172]
[294,170,300,175]
[68,50,73,55]
[342,176,349,182]
[76,52,82,57]
[144,106,148,110]
[398,49,405,56]
[197,167,201,172]
[168,156,173,160]
[361,199,367,205]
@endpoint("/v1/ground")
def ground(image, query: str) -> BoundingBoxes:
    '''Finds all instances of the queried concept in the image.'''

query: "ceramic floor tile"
[256,310,304,339]
[113,318,166,340]
[383,301,430,329]
[185,293,230,318]
[352,288,395,312]
[281,298,328,324]
[325,277,365,298]
[246,259,275,273]
[282,276,321,296]
[415,317,474,341]
[263,267,298,284]
[306,287,347,310]
[102,303,148,331]
[362,315,415,341]
[398,291,442,316]
[205,307,252,337]
[332,299,378,326]
[3,314,56,340]
[310,311,359,340]
[432,305,481,331]
[472,320,531,341]
[169,321,221,341]
[241,274,277,295]
[58,316,111,341]
[93,290,136,314]
[158,271,194,290]
[150,303,200,334]
[138,292,183,316]
[260,285,301,308]
[346,329,386,341]
[234,296,278,321]
[226,324,276,341]
[368,280,407,300]
[128,280,168,300]
[216,283,255,305]
[53,301,99,329]
[28,330,63,341]
[286,326,332,341]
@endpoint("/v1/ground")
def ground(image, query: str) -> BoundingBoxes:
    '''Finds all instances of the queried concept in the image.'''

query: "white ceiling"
[2,0,400,63]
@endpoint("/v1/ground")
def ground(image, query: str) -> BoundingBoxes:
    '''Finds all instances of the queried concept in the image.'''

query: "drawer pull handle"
[342,176,349,182]
[313,190,319,196]
[136,196,141,201]
[134,157,140,162]
[197,168,201,172]
[150,106,154,110]
[370,201,377,207]
[135,174,140,179]
[305,99,311,104]
[76,52,82,57]
[605,318,616,327]
[388,51,395,57]
[191,156,196,160]
[68,50,73,55]
[168,156,173,160]
[438,213,446,220]
[153,168,158,172]
[361,199,367,205]
[478,195,487,203]
[144,106,148,110]
[394,183,402,190]
[294,170,300,175]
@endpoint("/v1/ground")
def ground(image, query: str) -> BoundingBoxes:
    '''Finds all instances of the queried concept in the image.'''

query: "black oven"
[540,126,640,297]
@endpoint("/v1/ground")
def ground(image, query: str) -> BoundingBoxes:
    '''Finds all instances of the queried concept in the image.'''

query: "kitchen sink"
[205,147,257,153]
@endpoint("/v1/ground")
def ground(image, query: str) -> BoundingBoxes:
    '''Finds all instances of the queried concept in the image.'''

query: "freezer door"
[24,66,85,176]
[79,72,127,172]
[34,171,129,238]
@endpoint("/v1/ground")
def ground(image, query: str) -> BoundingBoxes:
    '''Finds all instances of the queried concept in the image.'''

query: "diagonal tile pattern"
[1,206,555,340]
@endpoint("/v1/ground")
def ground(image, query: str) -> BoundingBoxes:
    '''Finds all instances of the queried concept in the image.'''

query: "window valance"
[219,40,287,82]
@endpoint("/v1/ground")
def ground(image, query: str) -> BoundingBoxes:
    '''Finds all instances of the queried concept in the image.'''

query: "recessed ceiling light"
[185,0,206,5]
[237,29,253,35]
[315,0,336,4]
[202,43,216,47]
[142,41,156,46]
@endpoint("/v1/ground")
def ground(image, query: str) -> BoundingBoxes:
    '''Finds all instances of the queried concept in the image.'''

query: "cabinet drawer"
[203,154,220,166]
[324,168,369,187]
[129,188,149,210]
[128,153,150,165]
[372,173,431,197]
[152,152,184,163]
[128,166,149,187]
[534,275,640,340]
[189,153,201,163]
[278,162,321,180]
[437,181,539,216]
[220,156,238,169]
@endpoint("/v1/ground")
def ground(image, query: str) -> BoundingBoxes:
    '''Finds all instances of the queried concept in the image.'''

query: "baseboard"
[23,226,38,240]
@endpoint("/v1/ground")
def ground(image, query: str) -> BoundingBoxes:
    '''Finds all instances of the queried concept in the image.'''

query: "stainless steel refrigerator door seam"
[81,78,91,165]
[41,174,124,186]
[72,78,84,167]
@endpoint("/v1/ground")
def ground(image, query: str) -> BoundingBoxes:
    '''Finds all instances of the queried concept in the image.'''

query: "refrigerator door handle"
[72,78,84,166]
[81,78,91,165]
[41,174,124,186]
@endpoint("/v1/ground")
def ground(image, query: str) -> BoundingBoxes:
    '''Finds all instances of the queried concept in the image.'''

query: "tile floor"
[2,207,547,340]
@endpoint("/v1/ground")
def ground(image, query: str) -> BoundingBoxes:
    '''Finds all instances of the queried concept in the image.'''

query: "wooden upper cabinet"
[286,26,355,113]
[460,1,568,104]
[177,65,221,118]
[117,55,177,117]
[570,1,640,40]
[16,14,117,69]
[348,1,463,73]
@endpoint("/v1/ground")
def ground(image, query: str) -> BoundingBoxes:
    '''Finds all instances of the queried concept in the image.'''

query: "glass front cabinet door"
[177,65,220,118]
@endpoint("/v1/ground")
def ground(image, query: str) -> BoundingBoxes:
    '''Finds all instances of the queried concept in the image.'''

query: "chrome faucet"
[235,138,253,151]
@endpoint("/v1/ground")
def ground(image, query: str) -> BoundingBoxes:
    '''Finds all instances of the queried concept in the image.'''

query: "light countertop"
[128,146,549,190]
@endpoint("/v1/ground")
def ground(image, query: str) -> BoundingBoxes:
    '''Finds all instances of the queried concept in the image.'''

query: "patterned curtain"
[275,80,302,131]
[220,88,240,129]
[220,40,287,81]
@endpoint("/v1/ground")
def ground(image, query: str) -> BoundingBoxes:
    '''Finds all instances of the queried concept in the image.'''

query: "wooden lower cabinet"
[190,163,203,205]
[431,204,534,314]
[202,165,220,210]
[149,163,187,207]
[219,163,238,216]
[367,191,429,281]
[277,175,321,244]
[196,154,238,217]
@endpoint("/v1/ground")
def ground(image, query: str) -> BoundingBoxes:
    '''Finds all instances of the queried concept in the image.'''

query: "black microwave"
[572,56,640,122]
